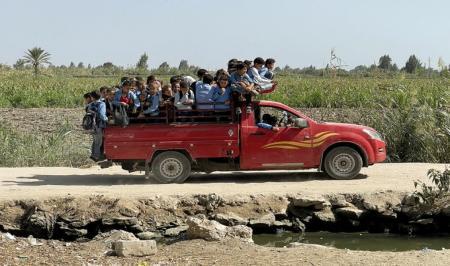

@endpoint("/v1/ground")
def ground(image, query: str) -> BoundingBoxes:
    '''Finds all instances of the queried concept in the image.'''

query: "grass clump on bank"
[0,122,91,167]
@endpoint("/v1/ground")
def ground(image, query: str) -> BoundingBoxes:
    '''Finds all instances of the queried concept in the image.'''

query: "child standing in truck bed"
[174,81,195,110]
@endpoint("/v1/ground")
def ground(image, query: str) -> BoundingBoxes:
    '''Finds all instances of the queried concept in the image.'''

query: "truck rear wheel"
[323,147,362,180]
[151,151,191,183]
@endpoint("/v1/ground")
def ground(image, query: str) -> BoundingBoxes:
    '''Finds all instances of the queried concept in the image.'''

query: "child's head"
[105,88,114,100]
[227,58,239,73]
[253,57,265,69]
[121,80,131,93]
[146,75,156,85]
[83,92,93,104]
[171,81,181,93]
[180,81,189,93]
[136,81,145,90]
[90,90,101,101]
[265,58,276,70]
[161,85,172,97]
[170,75,182,85]
[120,76,129,84]
[99,86,109,98]
[244,60,252,69]
[197,69,208,80]
[202,73,214,85]
[217,75,229,88]
[236,63,247,76]
[149,81,159,95]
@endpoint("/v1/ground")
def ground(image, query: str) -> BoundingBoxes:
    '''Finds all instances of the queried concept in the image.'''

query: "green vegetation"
[0,66,448,165]
[0,122,90,167]
[413,168,449,207]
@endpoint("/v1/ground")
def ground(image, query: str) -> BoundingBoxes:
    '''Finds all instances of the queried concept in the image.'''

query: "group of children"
[83,57,276,161]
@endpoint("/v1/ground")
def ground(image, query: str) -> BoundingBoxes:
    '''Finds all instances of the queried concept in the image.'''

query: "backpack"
[114,104,129,127]
[82,112,96,132]
[82,102,99,132]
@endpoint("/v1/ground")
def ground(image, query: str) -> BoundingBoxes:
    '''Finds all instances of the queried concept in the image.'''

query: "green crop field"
[0,71,448,109]
[0,70,449,166]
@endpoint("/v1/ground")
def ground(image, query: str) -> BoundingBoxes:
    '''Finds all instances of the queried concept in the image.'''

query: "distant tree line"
[1,47,449,78]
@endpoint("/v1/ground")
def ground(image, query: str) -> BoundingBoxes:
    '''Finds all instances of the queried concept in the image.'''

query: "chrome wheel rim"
[160,158,183,179]
[332,154,355,174]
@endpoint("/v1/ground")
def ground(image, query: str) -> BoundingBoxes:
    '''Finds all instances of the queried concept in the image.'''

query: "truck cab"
[103,100,386,183]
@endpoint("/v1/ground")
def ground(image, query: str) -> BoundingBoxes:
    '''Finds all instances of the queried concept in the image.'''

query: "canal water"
[253,231,450,251]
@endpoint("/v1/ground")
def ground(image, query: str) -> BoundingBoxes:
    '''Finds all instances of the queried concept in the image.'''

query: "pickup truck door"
[240,105,313,170]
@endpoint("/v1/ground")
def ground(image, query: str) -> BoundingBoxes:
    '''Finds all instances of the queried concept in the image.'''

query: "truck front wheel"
[151,151,191,183]
[323,147,363,180]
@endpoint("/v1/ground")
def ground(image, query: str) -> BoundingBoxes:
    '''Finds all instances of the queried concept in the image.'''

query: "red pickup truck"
[103,100,386,183]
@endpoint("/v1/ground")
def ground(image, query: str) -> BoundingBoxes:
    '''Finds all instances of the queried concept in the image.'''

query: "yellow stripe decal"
[262,131,339,150]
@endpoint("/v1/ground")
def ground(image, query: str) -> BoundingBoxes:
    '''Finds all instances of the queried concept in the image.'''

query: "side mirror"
[293,118,308,128]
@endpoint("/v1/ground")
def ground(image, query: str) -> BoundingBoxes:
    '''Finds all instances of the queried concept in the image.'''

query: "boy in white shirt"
[248,57,277,93]
[174,81,195,110]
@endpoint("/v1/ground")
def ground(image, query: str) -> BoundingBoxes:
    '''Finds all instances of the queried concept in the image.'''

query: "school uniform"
[249,67,273,92]
[211,86,232,110]
[89,100,108,160]
[113,89,140,109]
[174,90,195,110]
[259,67,274,80]
[195,83,214,110]
[229,72,253,94]
[143,93,160,116]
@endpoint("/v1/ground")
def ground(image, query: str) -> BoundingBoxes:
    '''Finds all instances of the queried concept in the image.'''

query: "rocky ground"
[2,235,450,265]
[1,188,449,265]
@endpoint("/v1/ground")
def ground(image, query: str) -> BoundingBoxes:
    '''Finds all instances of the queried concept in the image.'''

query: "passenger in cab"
[260,58,276,80]
[211,75,232,110]
[248,57,277,92]
[257,114,279,132]
[174,81,195,110]
[195,73,214,110]
[113,80,140,115]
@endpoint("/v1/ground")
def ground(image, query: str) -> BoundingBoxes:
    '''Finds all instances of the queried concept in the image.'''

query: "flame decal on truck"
[263,131,339,150]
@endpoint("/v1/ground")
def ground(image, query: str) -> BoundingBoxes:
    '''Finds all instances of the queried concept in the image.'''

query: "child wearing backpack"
[88,91,108,162]
[174,81,195,110]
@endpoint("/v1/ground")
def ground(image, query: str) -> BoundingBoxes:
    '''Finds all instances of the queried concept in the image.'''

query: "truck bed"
[104,123,240,161]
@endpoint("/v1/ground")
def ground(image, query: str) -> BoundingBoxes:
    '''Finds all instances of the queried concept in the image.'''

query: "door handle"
[304,135,311,140]
[250,132,266,136]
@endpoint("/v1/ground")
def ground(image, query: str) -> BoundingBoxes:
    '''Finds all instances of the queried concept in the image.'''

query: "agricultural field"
[0,70,449,166]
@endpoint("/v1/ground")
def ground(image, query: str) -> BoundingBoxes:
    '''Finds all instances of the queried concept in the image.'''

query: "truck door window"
[254,106,298,128]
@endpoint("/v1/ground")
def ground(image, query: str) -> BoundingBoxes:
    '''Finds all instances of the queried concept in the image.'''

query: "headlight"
[363,129,384,141]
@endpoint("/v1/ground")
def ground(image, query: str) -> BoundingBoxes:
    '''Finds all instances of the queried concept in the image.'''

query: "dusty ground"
[1,237,449,266]
[0,163,446,200]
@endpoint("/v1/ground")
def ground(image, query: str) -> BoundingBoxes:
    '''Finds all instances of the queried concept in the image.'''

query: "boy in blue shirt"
[88,91,108,161]
[259,58,276,80]
[195,73,215,110]
[138,81,160,117]
[229,62,257,113]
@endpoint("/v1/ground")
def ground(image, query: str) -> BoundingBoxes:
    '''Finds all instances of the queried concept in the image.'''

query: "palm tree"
[23,47,51,75]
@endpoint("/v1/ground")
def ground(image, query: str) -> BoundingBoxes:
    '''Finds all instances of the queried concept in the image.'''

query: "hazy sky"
[1,0,449,69]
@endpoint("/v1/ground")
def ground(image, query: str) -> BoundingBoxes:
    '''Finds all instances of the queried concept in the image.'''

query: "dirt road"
[0,163,447,200]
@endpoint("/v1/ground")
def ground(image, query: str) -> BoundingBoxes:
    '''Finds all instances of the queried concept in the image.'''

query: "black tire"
[323,147,363,180]
[150,151,191,183]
